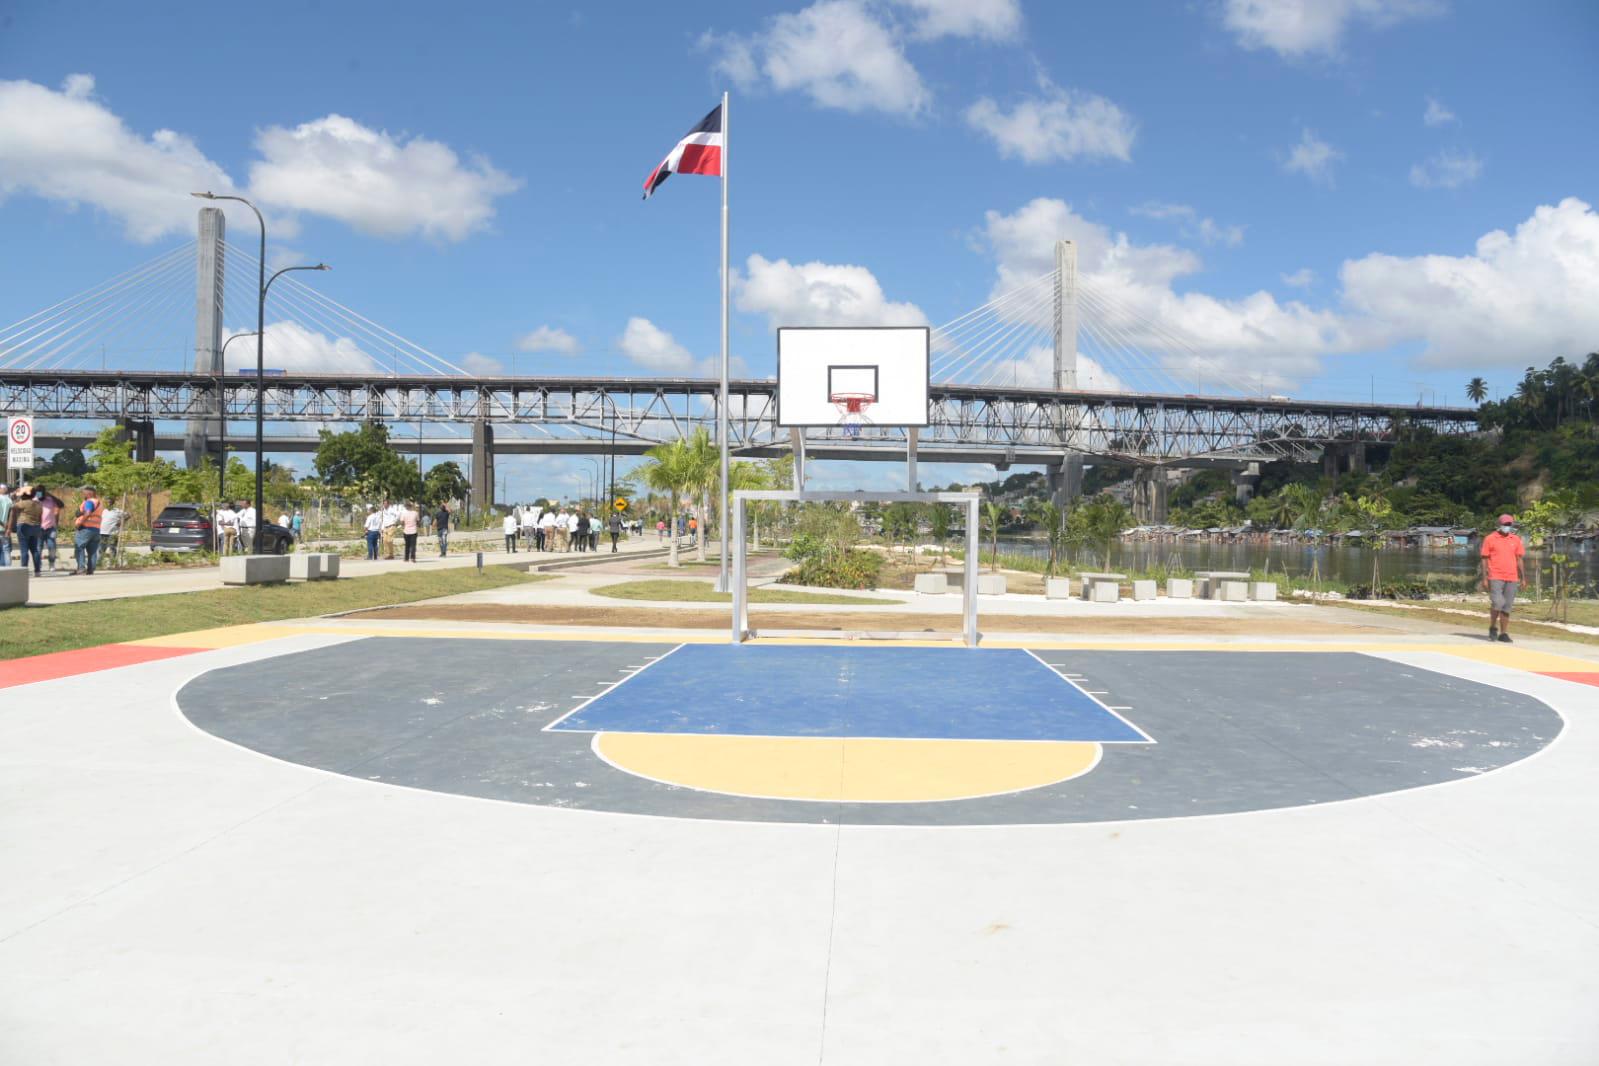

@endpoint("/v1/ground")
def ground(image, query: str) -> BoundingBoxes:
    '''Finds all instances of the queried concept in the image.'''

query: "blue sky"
[3,0,1596,494]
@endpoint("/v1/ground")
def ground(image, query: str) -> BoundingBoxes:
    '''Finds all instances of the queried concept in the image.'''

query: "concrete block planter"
[1089,580,1119,603]
[221,555,291,586]
[1217,579,1249,602]
[1045,577,1073,600]
[1249,581,1278,601]
[0,568,28,607]
[1166,578,1193,599]
[289,554,323,581]
[914,572,949,595]
[976,573,1007,596]
[1131,579,1157,601]
[314,553,341,579]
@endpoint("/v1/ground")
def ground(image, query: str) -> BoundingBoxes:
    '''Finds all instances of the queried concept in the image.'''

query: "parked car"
[150,504,294,554]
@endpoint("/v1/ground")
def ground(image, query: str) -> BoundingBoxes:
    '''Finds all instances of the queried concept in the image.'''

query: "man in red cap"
[1480,513,1525,643]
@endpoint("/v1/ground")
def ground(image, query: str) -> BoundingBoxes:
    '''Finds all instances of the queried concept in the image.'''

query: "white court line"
[542,643,688,732]
[1024,648,1156,745]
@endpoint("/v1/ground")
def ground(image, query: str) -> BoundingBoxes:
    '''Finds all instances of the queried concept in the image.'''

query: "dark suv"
[150,504,294,554]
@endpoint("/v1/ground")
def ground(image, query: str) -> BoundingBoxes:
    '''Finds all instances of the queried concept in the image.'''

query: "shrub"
[784,549,883,590]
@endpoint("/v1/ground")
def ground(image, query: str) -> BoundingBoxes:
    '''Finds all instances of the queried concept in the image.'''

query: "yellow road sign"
[614,497,628,511]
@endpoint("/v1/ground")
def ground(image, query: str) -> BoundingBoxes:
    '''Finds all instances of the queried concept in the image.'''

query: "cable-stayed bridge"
[1,210,1475,518]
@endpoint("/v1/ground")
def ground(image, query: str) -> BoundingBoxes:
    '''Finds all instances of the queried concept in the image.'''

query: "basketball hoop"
[830,392,875,438]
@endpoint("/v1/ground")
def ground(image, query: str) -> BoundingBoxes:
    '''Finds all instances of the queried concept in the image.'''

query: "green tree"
[1466,377,1488,404]
[638,435,703,568]
[421,461,470,507]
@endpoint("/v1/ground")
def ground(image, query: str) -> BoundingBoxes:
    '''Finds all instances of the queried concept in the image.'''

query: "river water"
[994,535,1599,588]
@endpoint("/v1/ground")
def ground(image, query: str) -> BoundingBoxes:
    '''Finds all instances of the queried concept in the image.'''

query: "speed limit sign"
[6,415,34,470]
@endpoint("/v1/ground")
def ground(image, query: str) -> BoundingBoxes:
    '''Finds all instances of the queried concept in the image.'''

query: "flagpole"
[717,90,731,593]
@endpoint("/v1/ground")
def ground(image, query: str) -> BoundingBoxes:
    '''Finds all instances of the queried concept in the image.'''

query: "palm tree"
[639,436,699,568]
[983,499,1003,572]
[1465,377,1488,404]
[674,428,719,562]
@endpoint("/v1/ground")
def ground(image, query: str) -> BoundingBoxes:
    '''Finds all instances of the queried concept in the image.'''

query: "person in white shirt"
[537,508,556,552]
[380,501,400,559]
[99,504,124,566]
[277,512,290,529]
[237,503,257,553]
[520,505,538,546]
[363,506,382,559]
[502,511,519,552]
[215,503,237,554]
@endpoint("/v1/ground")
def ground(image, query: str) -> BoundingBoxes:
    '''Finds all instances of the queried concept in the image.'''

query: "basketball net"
[830,393,875,439]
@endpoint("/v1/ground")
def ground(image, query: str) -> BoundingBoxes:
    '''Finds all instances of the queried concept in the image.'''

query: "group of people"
[212,505,306,554]
[0,482,119,576]
[363,500,452,562]
[502,504,625,554]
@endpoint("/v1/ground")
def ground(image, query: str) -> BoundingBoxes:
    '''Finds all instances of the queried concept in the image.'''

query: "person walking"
[656,518,666,541]
[400,501,420,562]
[38,489,62,571]
[381,500,400,560]
[290,509,304,543]
[503,511,519,553]
[99,501,123,567]
[70,486,103,575]
[363,506,382,560]
[216,501,237,554]
[521,506,538,549]
[1480,513,1526,643]
[574,510,590,553]
[538,508,555,552]
[607,511,623,553]
[238,500,257,554]
[0,484,12,567]
[9,486,44,576]
[435,502,451,557]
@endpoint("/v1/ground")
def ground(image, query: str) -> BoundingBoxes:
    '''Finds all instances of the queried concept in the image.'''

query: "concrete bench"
[1249,581,1278,602]
[0,568,27,607]
[914,572,948,595]
[221,554,291,586]
[1166,578,1193,599]
[977,573,1007,596]
[1195,571,1249,600]
[315,553,340,579]
[1131,579,1157,601]
[1216,579,1249,602]
[289,554,323,581]
[1088,580,1119,603]
[1077,572,1126,600]
[1045,577,1072,600]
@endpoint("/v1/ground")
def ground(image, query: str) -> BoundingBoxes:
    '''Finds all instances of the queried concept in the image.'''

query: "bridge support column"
[1131,468,1171,525]
[1047,453,1084,509]
[1349,440,1367,475]
[471,420,495,515]
[1232,462,1261,505]
[185,206,226,469]
[117,419,157,463]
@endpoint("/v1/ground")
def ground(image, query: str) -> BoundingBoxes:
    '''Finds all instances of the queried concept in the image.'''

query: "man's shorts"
[1489,579,1519,613]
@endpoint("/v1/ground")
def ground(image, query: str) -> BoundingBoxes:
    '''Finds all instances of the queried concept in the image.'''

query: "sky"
[2,0,1597,495]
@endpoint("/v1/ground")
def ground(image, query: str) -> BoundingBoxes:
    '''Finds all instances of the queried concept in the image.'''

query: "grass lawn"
[1,566,548,660]
[1336,600,1599,648]
[590,579,900,605]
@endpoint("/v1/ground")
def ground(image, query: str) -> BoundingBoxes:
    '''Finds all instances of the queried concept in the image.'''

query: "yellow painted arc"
[594,733,1103,803]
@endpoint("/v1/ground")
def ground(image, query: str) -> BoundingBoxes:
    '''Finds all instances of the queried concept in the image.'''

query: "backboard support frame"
[731,489,980,647]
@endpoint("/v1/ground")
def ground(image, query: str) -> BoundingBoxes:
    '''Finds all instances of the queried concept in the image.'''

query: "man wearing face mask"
[1480,513,1526,643]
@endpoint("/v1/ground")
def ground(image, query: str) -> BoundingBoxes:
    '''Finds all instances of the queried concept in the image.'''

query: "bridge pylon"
[184,207,226,469]
[1051,239,1085,506]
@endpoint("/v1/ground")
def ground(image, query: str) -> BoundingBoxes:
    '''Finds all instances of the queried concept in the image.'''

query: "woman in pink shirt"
[38,490,63,571]
[400,501,420,563]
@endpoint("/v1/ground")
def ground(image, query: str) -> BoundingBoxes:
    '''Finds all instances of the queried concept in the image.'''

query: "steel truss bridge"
[6,369,1477,469]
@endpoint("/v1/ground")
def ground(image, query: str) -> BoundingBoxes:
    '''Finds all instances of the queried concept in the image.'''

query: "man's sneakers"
[1498,632,1513,643]
[1488,625,1498,641]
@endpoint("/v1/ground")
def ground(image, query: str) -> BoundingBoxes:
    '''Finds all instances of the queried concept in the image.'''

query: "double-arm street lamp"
[216,330,258,497]
[191,191,328,553]
[579,457,601,510]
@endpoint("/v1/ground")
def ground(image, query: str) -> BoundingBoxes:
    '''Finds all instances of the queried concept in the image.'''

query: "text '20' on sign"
[6,415,34,470]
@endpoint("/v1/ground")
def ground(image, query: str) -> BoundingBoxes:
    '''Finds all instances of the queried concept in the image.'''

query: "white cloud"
[618,317,698,374]
[1281,268,1316,288]
[1282,128,1342,185]
[707,0,930,117]
[460,352,505,376]
[890,0,1022,41]
[0,74,237,242]
[735,253,927,329]
[965,77,1136,164]
[1130,202,1244,247]
[1408,149,1482,189]
[249,115,521,241]
[515,325,582,354]
[1423,96,1457,126]
[229,320,378,374]
[1340,197,1599,369]
[1221,0,1444,58]
[975,198,1347,391]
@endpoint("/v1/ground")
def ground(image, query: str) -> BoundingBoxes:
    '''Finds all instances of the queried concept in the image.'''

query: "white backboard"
[776,326,930,427]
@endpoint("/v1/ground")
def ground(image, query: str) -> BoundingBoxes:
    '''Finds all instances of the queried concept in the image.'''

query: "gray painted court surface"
[4,631,1598,1064]
[178,637,1563,825]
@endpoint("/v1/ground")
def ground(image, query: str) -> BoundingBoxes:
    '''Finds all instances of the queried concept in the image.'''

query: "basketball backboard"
[776,326,930,429]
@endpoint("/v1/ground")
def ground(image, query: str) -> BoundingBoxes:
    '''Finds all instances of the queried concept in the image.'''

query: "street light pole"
[216,330,259,498]
[192,191,327,553]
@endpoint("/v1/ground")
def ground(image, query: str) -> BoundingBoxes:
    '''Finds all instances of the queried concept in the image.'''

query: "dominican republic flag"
[642,104,723,199]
